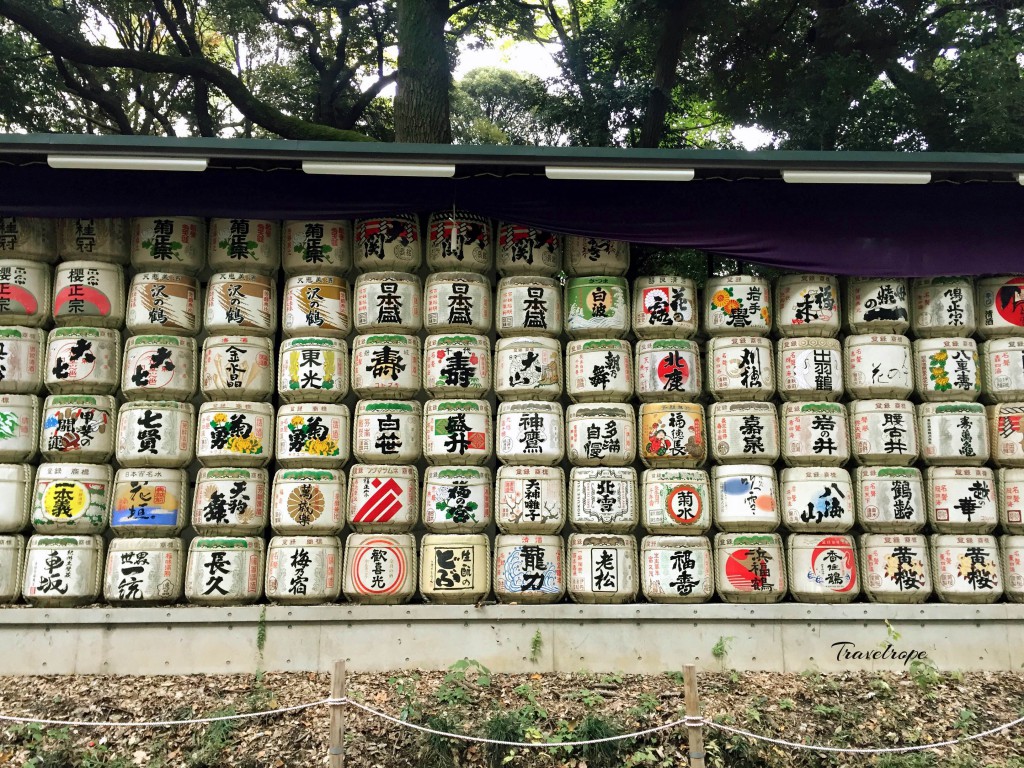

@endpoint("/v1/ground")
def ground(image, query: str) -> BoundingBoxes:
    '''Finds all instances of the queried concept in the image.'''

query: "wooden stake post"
[329,659,346,768]
[684,664,706,768]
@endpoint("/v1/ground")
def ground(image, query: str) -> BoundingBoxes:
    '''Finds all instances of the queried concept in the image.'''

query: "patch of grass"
[575,714,625,768]
[778,697,795,711]
[185,706,239,768]
[6,722,74,768]
[529,629,543,664]
[712,636,733,662]
[389,673,423,721]
[627,693,660,720]
[483,710,528,768]
[418,713,462,768]
[435,658,492,707]
[908,658,941,696]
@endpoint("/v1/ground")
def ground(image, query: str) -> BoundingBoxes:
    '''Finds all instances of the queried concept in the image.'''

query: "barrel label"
[498,544,560,594]
[350,539,408,595]
[430,547,474,590]
[112,480,180,528]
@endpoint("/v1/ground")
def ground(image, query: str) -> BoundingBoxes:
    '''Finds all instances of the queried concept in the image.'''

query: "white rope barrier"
[1,695,1023,756]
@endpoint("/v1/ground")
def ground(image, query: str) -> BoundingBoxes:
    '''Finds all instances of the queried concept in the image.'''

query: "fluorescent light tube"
[302,161,455,177]
[545,166,695,181]
[48,155,208,172]
[782,170,931,185]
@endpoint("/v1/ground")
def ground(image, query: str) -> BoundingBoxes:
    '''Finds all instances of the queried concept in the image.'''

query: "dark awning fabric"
[1,137,1023,277]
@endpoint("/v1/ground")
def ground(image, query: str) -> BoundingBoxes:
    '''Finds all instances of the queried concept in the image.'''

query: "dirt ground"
[1,668,1023,767]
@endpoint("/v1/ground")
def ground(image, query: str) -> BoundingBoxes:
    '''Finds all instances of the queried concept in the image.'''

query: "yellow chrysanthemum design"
[213,413,228,424]
[711,289,731,308]
[290,415,306,428]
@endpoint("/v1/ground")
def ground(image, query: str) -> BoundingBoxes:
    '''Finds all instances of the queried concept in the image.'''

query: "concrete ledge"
[3,603,1022,675]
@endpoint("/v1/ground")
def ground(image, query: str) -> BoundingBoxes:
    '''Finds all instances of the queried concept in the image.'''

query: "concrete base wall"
[3,603,1022,675]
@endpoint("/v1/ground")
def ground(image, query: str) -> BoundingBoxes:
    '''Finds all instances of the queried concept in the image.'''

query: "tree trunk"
[638,0,700,148]
[394,0,452,143]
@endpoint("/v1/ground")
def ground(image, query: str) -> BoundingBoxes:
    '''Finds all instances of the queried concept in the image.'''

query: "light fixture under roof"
[782,170,931,185]
[302,161,455,178]
[545,166,695,182]
[47,155,208,172]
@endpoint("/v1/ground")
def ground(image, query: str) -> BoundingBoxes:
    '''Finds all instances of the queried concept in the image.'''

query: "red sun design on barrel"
[996,277,1024,327]
[656,354,688,386]
[54,286,111,316]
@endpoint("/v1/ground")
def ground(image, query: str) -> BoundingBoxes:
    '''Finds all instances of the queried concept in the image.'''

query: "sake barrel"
[494,336,562,402]
[710,401,780,465]
[355,215,422,272]
[423,466,492,534]
[195,401,274,467]
[58,218,129,264]
[265,535,341,605]
[850,399,918,466]
[781,401,850,467]
[281,275,351,338]
[914,338,981,402]
[844,334,913,399]
[31,462,110,535]
[855,467,926,533]
[976,275,1024,340]
[846,277,911,334]
[0,534,24,603]
[110,468,189,537]
[989,404,1024,468]
[566,402,636,467]
[23,534,103,607]
[565,277,630,340]
[0,463,32,532]
[982,339,1024,403]
[919,402,989,467]
[343,532,417,604]
[353,400,422,465]
[633,276,698,340]
[40,394,116,463]
[926,466,997,533]
[0,217,56,261]
[563,236,629,277]
[419,533,490,604]
[121,334,197,402]
[282,220,352,275]
[44,327,120,396]
[1000,535,1024,603]
[427,211,493,273]
[497,401,564,466]
[787,534,859,603]
[641,535,713,604]
[494,534,565,604]
[0,259,51,327]
[104,537,183,605]
[204,272,277,337]
[566,532,638,604]
[208,218,279,274]
[713,465,779,533]
[781,467,855,533]
[347,464,418,533]
[775,273,841,338]
[705,275,772,337]
[495,465,566,535]
[423,272,492,335]
[423,399,493,466]
[931,533,1003,604]
[496,223,561,277]
[201,335,275,401]
[566,339,632,403]
[714,532,786,603]
[776,337,844,403]
[192,467,269,535]
[115,401,195,468]
[423,334,491,398]
[275,403,350,469]
[0,394,39,462]
[351,333,421,399]
[635,339,702,403]
[642,468,712,535]
[496,276,563,338]
[568,466,638,533]
[52,261,124,329]
[125,272,201,336]
[638,402,706,469]
[708,335,775,402]
[999,468,1024,535]
[278,337,348,404]
[912,277,976,338]
[270,468,345,535]
[131,217,205,275]
[354,272,422,335]
[0,327,44,394]
[184,536,264,605]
